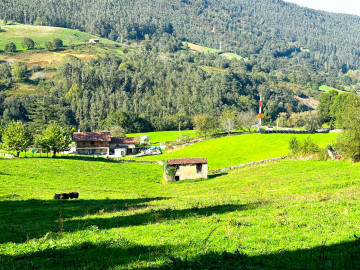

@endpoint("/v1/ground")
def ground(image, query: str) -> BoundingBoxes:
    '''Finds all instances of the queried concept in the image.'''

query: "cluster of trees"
[318,90,360,129]
[192,110,257,139]
[0,121,71,157]
[3,37,63,52]
[2,0,360,71]
[277,111,321,132]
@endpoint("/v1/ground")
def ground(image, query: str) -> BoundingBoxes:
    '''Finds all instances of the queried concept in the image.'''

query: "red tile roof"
[167,158,207,165]
[111,137,137,144]
[73,132,111,142]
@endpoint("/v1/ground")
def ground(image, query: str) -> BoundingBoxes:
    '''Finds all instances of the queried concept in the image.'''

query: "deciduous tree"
[1,121,33,157]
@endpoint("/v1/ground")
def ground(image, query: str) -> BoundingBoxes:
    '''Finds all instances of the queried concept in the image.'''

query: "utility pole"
[219,41,222,52]
[258,89,262,131]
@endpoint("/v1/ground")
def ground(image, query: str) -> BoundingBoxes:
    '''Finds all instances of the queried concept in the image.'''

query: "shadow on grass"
[162,237,360,270]
[208,172,228,179]
[2,235,359,269]
[0,240,170,270]
[0,198,262,244]
[0,197,168,244]
[63,202,260,231]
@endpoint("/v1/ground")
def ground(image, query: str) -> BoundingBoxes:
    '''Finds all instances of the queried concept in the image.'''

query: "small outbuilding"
[89,38,100,44]
[164,158,208,182]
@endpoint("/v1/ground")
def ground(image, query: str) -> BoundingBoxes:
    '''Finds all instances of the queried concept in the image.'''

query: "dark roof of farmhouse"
[167,158,207,165]
[73,132,111,142]
[111,137,137,144]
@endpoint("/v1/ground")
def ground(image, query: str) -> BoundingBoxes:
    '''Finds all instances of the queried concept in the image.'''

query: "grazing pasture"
[139,133,339,170]
[1,157,359,269]
[0,23,118,50]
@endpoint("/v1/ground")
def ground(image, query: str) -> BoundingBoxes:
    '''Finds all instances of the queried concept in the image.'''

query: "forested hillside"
[2,0,360,71]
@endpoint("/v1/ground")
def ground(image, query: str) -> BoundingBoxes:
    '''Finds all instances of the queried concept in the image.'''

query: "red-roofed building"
[165,158,208,182]
[73,132,137,156]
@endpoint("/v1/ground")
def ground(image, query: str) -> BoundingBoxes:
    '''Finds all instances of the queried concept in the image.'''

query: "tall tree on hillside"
[1,121,33,157]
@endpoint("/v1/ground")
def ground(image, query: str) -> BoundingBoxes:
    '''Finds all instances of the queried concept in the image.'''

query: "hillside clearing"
[0,158,359,269]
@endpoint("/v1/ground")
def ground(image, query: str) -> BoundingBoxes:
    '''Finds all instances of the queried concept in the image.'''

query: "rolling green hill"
[1,157,359,269]
[139,133,339,170]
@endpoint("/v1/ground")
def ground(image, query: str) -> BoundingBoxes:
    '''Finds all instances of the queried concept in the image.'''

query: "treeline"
[2,0,360,71]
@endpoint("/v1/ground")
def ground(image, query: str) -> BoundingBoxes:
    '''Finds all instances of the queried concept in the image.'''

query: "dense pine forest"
[2,0,360,71]
[1,0,360,133]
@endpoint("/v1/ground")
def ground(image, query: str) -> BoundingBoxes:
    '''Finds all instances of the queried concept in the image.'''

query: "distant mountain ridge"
[1,0,360,70]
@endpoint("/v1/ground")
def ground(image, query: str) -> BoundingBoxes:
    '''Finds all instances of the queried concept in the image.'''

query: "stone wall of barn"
[174,163,208,181]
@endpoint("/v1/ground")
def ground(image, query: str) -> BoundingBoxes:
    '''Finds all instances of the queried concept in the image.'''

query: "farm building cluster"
[73,132,137,157]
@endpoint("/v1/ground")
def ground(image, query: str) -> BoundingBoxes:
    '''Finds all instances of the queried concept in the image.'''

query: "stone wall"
[166,163,208,181]
[0,153,15,158]
[209,157,287,174]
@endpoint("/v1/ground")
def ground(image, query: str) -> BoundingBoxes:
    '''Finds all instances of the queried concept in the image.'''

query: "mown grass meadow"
[1,157,359,269]
[140,133,339,170]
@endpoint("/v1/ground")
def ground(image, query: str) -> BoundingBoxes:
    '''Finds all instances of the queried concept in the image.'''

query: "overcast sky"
[283,0,360,16]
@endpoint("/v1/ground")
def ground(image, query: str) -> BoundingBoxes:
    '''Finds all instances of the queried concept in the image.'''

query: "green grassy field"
[128,130,197,145]
[1,157,360,269]
[0,23,118,50]
[319,85,345,93]
[185,42,242,60]
[139,133,338,170]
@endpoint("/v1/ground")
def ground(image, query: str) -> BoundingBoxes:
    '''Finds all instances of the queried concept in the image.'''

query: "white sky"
[283,0,360,16]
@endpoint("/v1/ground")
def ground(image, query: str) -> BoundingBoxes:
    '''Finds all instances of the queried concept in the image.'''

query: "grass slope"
[1,158,360,269]
[139,133,338,170]
[0,23,118,50]
[319,85,345,93]
[186,42,242,60]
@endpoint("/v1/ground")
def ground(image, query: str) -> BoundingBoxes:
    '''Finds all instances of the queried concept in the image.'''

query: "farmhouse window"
[196,164,202,174]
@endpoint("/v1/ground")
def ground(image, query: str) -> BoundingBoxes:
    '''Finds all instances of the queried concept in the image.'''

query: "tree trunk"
[16,151,20,157]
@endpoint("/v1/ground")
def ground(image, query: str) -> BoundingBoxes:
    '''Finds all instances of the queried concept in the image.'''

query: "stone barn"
[165,158,208,182]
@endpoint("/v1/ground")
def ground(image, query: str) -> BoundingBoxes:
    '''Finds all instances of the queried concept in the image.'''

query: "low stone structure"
[164,158,208,182]
[89,38,100,44]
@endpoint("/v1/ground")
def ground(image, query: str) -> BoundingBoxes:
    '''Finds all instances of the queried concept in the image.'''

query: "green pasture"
[319,85,345,93]
[140,133,339,170]
[0,24,119,50]
[128,130,197,145]
[185,42,242,60]
[1,158,360,269]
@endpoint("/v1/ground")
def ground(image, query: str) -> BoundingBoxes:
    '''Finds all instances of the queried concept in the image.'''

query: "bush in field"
[45,38,63,51]
[12,62,27,81]
[4,42,16,52]
[1,121,33,157]
[289,136,320,157]
[21,37,35,50]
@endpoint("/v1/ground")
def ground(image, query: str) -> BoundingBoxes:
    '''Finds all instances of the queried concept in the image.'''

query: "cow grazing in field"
[54,192,79,200]
[69,192,79,199]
